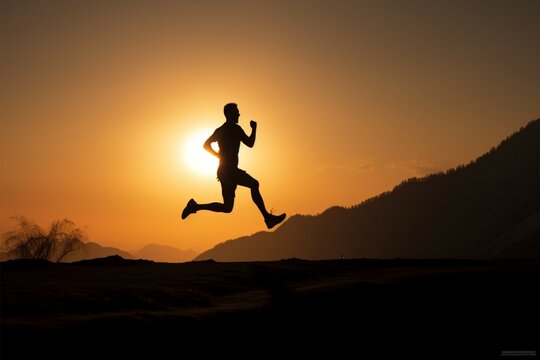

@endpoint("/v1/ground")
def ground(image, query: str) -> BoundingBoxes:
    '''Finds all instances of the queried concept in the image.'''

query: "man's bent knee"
[223,198,234,213]
[250,178,260,190]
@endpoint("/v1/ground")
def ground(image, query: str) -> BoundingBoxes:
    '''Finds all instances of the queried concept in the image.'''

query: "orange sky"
[1,0,538,254]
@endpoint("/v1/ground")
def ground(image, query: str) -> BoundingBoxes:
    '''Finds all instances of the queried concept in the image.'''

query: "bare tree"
[3,216,86,262]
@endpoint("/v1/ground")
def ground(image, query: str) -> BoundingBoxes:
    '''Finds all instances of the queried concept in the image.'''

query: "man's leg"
[236,170,287,229]
[236,171,286,229]
[236,172,270,219]
[196,196,234,213]
[181,181,235,219]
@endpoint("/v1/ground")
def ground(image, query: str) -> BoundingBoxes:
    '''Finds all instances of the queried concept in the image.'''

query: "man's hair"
[224,103,238,120]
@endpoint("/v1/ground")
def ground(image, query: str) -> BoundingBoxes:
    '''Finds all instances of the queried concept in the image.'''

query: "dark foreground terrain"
[1,257,538,358]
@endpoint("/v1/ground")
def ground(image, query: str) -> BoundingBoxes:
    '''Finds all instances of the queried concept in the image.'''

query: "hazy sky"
[1,0,538,253]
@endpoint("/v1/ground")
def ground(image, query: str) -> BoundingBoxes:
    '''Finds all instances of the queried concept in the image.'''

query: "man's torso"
[215,122,243,170]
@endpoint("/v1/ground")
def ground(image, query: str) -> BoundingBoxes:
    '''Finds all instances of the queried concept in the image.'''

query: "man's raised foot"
[182,199,198,219]
[265,213,286,229]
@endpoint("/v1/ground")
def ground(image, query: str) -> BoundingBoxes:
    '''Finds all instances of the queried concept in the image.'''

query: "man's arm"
[241,120,257,148]
[203,132,219,158]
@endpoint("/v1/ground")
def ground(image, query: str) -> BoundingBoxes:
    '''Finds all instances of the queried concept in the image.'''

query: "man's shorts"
[217,167,253,199]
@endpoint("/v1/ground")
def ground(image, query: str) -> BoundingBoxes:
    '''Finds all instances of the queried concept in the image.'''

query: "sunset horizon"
[1,0,538,255]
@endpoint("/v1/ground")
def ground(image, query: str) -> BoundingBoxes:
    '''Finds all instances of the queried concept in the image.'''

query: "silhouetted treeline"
[196,119,539,261]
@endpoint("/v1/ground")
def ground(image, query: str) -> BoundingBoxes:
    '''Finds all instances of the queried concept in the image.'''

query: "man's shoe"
[265,213,286,229]
[181,199,198,219]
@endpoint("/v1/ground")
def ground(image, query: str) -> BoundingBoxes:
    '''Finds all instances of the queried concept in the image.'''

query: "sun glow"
[183,129,219,176]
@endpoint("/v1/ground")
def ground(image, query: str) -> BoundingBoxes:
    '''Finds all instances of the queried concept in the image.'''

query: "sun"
[182,129,219,176]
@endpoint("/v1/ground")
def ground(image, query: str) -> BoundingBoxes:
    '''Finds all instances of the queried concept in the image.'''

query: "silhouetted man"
[182,103,286,229]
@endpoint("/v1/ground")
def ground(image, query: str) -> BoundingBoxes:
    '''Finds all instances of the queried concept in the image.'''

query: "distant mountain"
[0,240,197,263]
[63,242,134,262]
[196,119,540,261]
[134,244,197,263]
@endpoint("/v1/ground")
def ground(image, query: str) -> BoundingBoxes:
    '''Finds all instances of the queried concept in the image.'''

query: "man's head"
[224,103,240,123]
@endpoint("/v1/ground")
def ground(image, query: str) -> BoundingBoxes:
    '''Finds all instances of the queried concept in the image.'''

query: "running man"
[182,103,286,229]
